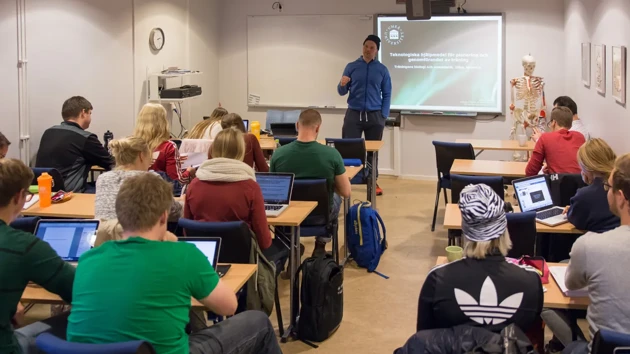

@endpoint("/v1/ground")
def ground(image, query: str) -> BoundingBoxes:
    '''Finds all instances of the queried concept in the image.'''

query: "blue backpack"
[346,201,387,276]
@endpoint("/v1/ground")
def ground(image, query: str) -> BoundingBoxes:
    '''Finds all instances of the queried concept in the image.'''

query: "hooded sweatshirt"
[337,56,392,118]
[525,129,585,176]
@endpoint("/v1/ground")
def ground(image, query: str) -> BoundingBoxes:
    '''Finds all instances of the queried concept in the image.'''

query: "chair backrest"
[270,123,297,137]
[592,329,630,354]
[432,141,475,180]
[450,175,504,204]
[283,110,301,124]
[277,137,297,146]
[547,173,587,206]
[10,216,41,234]
[291,179,330,226]
[178,219,252,264]
[31,168,66,192]
[171,139,182,150]
[35,332,155,354]
[506,211,537,258]
[265,110,285,130]
[325,138,366,165]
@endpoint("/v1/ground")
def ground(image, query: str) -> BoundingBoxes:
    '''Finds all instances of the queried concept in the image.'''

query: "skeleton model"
[509,55,546,161]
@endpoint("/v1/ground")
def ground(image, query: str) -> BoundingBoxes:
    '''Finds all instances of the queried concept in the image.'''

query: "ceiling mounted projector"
[406,0,431,20]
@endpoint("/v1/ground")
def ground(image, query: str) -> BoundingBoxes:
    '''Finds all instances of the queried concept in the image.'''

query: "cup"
[517,134,527,147]
[445,246,464,262]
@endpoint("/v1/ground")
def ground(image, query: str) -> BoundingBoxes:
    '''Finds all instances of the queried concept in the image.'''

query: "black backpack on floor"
[296,254,344,343]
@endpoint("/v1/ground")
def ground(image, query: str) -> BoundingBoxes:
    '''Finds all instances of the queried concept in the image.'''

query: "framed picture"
[582,43,591,87]
[612,46,627,104]
[594,44,606,94]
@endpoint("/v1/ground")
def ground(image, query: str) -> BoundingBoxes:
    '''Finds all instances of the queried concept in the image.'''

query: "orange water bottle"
[37,172,52,208]
[251,121,261,140]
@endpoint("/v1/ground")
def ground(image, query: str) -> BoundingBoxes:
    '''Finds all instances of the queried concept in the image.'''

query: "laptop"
[512,175,569,226]
[179,237,231,277]
[256,172,294,217]
[34,219,100,264]
[243,119,249,132]
[270,123,297,137]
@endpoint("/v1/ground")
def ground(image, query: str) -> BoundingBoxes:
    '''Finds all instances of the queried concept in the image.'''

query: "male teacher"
[337,34,391,196]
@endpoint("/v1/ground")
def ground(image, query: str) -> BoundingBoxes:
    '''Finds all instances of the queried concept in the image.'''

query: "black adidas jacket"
[417,254,543,333]
[36,121,113,192]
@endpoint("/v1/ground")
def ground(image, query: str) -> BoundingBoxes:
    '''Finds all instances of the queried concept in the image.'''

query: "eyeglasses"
[547,120,555,128]
[603,182,612,192]
[24,190,34,202]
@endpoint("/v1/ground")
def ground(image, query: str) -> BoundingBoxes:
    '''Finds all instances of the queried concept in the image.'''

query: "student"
[0,132,10,158]
[563,138,619,233]
[216,113,269,172]
[533,96,589,142]
[67,173,282,354]
[546,154,630,354]
[94,137,182,246]
[417,184,543,332]
[525,106,585,176]
[270,109,351,256]
[133,103,192,194]
[188,106,229,139]
[36,96,113,192]
[0,159,75,353]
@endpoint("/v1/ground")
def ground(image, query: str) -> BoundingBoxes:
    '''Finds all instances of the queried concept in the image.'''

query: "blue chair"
[431,141,475,232]
[277,137,297,146]
[265,110,302,131]
[283,110,301,124]
[10,216,41,234]
[31,168,66,192]
[592,329,630,354]
[506,211,537,258]
[450,175,505,204]
[35,332,155,354]
[325,138,367,185]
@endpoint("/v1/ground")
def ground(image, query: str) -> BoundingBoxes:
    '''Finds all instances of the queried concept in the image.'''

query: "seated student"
[36,96,113,192]
[215,113,269,172]
[270,109,351,257]
[546,154,630,354]
[133,103,192,194]
[0,132,10,158]
[525,106,586,176]
[187,106,229,139]
[0,158,75,353]
[533,96,589,142]
[94,136,182,246]
[564,138,619,233]
[67,173,282,354]
[417,184,543,333]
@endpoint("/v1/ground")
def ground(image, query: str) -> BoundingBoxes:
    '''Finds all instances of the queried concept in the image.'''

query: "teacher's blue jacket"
[337,57,392,118]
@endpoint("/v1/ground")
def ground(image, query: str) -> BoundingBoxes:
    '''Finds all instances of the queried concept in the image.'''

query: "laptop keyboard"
[265,205,283,211]
[537,208,563,220]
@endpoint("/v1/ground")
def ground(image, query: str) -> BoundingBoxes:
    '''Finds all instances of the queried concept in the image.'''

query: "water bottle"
[251,121,261,141]
[37,172,52,208]
[103,130,114,150]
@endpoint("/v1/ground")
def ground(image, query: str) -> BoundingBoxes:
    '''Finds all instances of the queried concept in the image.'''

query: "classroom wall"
[564,0,630,153]
[218,0,566,179]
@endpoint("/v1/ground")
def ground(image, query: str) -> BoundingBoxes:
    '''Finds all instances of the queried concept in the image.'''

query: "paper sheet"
[549,266,588,297]
[180,152,207,169]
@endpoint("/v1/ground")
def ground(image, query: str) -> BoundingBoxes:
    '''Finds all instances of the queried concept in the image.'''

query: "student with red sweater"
[210,113,269,172]
[525,106,586,176]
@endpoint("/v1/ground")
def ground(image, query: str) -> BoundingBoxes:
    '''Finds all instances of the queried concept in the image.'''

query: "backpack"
[346,201,387,273]
[296,255,343,343]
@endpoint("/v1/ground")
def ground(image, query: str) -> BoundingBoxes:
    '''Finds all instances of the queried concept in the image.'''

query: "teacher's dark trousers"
[342,109,385,179]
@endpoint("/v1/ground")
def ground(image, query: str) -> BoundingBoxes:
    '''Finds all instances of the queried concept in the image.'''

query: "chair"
[547,173,587,206]
[431,141,475,232]
[35,332,155,354]
[10,216,41,234]
[171,139,182,150]
[291,179,331,236]
[592,329,630,354]
[31,168,65,192]
[265,110,302,131]
[283,110,301,124]
[450,175,505,204]
[506,212,537,258]
[325,138,367,185]
[277,137,296,146]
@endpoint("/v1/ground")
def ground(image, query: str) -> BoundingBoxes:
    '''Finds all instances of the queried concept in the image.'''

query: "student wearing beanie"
[416,184,543,333]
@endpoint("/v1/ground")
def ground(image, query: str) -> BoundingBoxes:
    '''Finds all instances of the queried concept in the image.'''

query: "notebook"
[256,172,294,217]
[549,266,588,297]
[34,220,99,263]
[179,237,231,277]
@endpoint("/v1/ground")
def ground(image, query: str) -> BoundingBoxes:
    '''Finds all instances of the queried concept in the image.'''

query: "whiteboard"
[247,15,373,108]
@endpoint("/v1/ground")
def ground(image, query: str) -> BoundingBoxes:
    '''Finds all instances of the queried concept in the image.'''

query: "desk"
[89,165,105,182]
[22,194,95,219]
[259,137,277,151]
[21,264,257,309]
[451,159,527,178]
[443,203,582,234]
[338,166,362,266]
[435,257,588,309]
[456,139,535,157]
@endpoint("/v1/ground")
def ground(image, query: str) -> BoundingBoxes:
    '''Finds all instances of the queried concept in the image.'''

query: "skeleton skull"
[522,55,536,76]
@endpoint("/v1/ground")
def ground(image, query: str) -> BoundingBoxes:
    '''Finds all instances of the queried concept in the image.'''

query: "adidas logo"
[454,276,523,325]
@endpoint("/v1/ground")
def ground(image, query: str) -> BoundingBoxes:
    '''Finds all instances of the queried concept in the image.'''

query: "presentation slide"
[258,175,291,203]
[514,177,553,212]
[377,15,504,113]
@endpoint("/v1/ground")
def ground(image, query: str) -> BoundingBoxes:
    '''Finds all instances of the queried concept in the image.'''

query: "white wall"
[0,1,20,159]
[564,0,630,153]
[218,0,566,178]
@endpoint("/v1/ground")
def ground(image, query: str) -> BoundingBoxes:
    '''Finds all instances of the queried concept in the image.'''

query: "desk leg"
[475,149,485,158]
[281,225,300,343]
[369,151,377,209]
[340,195,351,267]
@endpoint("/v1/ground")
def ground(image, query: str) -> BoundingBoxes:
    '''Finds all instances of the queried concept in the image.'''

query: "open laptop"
[256,172,294,217]
[243,119,249,132]
[34,220,99,264]
[512,175,569,226]
[270,123,297,137]
[179,237,231,277]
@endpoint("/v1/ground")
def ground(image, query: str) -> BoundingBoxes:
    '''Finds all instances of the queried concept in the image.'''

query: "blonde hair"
[133,103,170,151]
[577,138,616,179]
[115,173,173,232]
[464,232,513,259]
[221,113,247,133]
[0,158,33,207]
[109,136,151,167]
[211,128,245,161]
[188,107,229,139]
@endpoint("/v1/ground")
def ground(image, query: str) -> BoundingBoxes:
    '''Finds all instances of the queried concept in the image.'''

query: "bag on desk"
[518,256,550,284]
[346,201,387,275]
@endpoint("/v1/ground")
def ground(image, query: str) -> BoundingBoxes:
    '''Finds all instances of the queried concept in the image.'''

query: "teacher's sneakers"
[376,184,383,196]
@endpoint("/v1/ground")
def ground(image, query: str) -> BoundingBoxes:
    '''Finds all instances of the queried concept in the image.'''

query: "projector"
[406,0,456,20]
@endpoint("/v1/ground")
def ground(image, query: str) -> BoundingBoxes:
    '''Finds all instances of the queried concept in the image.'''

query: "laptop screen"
[243,119,249,132]
[35,220,98,261]
[256,173,293,204]
[513,176,554,212]
[180,239,220,268]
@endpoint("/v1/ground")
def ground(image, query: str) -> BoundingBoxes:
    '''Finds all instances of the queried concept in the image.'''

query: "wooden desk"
[21,263,257,309]
[345,166,362,180]
[22,194,96,219]
[435,257,588,309]
[451,159,527,178]
[443,203,582,234]
[260,138,384,153]
[267,201,317,227]
[259,137,277,151]
[456,139,535,152]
